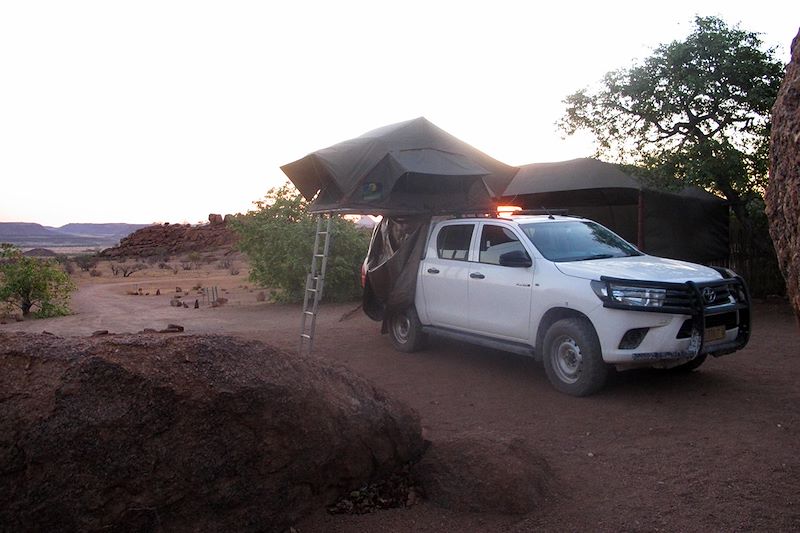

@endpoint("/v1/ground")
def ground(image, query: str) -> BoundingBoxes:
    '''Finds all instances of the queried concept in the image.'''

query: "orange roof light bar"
[496,205,522,216]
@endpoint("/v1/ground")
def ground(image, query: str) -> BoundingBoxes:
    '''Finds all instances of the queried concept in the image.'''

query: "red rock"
[767,29,800,322]
[0,333,423,531]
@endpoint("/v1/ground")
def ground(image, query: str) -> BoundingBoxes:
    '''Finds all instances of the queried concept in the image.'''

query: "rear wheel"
[543,318,609,396]
[388,307,426,353]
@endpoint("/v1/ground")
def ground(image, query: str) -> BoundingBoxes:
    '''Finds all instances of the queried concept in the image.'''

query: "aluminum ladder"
[299,216,331,355]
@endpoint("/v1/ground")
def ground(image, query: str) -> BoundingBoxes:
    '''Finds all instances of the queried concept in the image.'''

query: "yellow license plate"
[705,325,725,342]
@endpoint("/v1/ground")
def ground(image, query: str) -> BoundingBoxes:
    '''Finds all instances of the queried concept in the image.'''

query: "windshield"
[520,220,642,262]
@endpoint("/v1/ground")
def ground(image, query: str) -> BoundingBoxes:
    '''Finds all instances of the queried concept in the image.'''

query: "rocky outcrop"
[767,30,800,322]
[0,333,424,532]
[413,433,553,514]
[100,214,237,258]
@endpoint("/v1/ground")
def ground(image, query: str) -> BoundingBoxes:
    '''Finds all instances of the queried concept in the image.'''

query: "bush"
[74,254,99,272]
[0,244,76,317]
[231,184,370,303]
[110,261,146,277]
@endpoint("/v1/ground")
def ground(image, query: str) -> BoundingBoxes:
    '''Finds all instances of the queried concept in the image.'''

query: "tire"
[542,318,609,396]
[388,307,426,353]
[668,353,707,372]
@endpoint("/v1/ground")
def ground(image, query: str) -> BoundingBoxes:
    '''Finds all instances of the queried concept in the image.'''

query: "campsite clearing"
[2,272,798,531]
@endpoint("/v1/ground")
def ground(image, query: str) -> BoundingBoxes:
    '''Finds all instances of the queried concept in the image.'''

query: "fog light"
[619,328,649,349]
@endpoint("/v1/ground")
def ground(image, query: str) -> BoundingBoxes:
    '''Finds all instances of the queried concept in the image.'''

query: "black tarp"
[281,117,518,215]
[362,216,430,324]
[500,158,729,263]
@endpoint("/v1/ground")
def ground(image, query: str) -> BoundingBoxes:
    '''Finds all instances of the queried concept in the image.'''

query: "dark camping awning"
[281,117,519,215]
[500,158,730,263]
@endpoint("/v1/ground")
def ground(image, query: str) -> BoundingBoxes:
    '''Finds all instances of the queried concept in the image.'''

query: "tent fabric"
[362,216,431,326]
[281,117,518,215]
[503,158,642,196]
[500,158,730,263]
[504,158,723,202]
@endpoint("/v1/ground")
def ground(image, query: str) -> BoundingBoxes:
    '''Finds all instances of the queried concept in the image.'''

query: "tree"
[109,261,147,277]
[559,16,784,242]
[74,254,99,272]
[231,183,370,303]
[0,244,76,317]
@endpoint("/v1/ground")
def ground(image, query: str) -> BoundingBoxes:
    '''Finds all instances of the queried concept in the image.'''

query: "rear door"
[467,222,534,342]
[419,222,476,330]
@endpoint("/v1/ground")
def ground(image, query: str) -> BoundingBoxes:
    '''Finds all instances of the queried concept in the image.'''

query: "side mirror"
[499,249,532,268]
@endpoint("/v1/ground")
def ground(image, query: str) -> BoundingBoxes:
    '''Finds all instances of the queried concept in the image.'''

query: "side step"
[421,326,537,359]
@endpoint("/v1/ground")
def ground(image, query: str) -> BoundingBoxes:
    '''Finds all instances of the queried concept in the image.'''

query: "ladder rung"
[306,288,317,293]
[303,311,314,316]
[300,334,312,339]
[314,254,325,258]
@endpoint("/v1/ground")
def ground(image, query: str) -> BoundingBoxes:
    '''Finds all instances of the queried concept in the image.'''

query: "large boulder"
[413,432,553,514]
[0,333,424,532]
[767,30,800,322]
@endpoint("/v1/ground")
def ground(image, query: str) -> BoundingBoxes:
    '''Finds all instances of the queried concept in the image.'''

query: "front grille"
[663,282,733,312]
[676,312,739,339]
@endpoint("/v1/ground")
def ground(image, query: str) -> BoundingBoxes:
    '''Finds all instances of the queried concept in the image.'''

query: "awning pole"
[637,190,645,250]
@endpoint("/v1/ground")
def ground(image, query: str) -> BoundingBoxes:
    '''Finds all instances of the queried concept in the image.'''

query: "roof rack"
[514,209,569,216]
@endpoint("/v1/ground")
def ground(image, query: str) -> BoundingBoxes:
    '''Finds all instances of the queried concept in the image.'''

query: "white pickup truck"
[366,214,750,396]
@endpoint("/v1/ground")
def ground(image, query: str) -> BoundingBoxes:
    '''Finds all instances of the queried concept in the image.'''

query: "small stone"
[587,452,595,457]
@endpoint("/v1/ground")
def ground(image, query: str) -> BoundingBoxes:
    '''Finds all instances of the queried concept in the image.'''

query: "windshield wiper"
[580,254,615,261]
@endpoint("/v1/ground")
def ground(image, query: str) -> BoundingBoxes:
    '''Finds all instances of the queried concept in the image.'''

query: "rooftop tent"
[281,117,519,215]
[500,158,729,264]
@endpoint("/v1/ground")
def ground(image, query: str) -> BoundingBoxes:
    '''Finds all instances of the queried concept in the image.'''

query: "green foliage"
[559,16,784,219]
[74,254,99,272]
[0,244,76,317]
[232,183,370,303]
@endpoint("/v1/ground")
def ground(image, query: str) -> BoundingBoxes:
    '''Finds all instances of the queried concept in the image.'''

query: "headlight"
[591,280,666,307]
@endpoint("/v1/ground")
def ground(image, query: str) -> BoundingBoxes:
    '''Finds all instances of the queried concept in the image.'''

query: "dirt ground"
[2,269,799,532]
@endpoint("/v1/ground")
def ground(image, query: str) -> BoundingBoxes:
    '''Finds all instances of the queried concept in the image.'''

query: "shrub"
[0,244,76,317]
[74,254,99,272]
[231,183,369,303]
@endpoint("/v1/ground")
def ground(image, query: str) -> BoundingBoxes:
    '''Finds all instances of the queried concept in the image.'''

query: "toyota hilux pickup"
[366,214,750,396]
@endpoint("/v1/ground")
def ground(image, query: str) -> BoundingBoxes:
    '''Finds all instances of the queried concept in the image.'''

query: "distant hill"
[0,222,150,248]
[55,223,150,240]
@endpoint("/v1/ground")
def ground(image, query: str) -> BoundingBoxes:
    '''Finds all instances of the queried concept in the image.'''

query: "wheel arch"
[535,307,596,358]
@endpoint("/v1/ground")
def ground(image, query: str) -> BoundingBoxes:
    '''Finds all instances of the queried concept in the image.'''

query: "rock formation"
[767,30,800,322]
[0,333,424,532]
[100,214,237,258]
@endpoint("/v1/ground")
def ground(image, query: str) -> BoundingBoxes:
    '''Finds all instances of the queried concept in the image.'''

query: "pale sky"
[1,1,797,227]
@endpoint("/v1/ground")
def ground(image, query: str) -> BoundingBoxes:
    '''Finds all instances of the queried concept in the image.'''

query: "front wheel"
[388,307,426,353]
[542,318,609,396]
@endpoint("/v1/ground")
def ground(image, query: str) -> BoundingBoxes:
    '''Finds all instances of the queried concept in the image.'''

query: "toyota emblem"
[702,287,716,304]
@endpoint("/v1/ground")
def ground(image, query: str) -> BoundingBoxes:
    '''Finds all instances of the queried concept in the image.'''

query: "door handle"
[470,272,485,279]
[427,268,440,274]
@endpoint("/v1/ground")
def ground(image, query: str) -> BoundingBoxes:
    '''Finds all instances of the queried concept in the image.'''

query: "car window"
[437,224,474,261]
[520,220,642,262]
[479,224,527,265]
